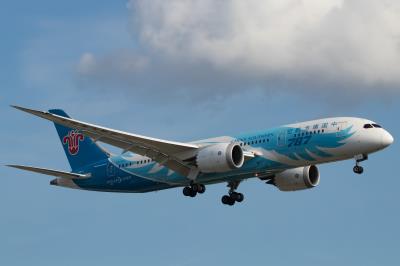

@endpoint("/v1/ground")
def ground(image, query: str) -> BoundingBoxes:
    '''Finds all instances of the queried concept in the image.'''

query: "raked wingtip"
[10,105,33,113]
[10,105,47,116]
[5,164,20,169]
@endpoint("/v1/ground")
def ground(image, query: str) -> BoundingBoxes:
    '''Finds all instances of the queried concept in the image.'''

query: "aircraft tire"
[189,189,197,197]
[197,184,206,194]
[183,186,192,196]
[353,166,364,174]
[235,193,244,202]
[221,195,230,205]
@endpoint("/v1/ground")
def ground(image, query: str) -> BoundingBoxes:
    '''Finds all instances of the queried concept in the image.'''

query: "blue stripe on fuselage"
[72,159,175,192]
[71,124,355,192]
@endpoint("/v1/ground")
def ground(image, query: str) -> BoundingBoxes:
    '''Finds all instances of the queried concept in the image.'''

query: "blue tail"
[48,109,109,171]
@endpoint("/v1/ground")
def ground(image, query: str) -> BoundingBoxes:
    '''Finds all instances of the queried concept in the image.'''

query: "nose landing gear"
[353,154,368,174]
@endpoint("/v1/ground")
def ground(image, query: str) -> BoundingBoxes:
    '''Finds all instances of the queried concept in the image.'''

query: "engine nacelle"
[272,165,320,191]
[196,143,244,173]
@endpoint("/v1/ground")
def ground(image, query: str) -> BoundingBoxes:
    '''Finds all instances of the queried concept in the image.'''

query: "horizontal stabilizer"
[7,165,91,179]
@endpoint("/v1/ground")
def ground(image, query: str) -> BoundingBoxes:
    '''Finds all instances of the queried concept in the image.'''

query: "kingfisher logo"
[63,130,84,155]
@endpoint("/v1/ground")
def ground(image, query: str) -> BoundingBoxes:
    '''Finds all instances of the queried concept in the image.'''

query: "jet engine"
[196,143,244,173]
[269,165,320,191]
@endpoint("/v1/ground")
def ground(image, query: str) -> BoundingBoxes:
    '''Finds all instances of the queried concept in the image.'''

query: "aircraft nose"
[381,130,394,148]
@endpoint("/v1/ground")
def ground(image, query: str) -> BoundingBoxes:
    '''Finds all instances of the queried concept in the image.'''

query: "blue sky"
[1,1,399,265]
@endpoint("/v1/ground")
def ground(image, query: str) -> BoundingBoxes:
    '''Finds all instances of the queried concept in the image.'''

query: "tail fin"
[48,109,109,171]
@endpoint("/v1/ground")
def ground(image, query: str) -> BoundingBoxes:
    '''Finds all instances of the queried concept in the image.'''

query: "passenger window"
[364,124,373,129]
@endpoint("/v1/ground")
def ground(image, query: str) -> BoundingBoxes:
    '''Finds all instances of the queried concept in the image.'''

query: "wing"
[12,106,199,177]
[7,165,91,179]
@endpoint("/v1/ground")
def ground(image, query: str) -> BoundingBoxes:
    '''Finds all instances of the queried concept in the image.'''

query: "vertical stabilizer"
[48,109,109,171]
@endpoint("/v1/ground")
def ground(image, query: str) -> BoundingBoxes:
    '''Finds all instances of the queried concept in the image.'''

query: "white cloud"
[77,0,400,100]
[78,53,97,75]
[77,51,148,77]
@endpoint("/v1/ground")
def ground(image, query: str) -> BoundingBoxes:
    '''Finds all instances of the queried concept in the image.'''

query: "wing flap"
[7,165,91,179]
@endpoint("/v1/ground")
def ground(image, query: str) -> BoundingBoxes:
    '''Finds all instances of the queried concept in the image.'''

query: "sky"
[1,1,399,265]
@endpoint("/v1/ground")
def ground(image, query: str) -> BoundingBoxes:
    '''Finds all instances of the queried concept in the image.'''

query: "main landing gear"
[221,181,244,206]
[353,154,368,174]
[182,183,206,198]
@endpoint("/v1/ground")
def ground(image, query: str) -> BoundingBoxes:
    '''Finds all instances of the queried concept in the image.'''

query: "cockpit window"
[363,124,373,129]
[372,124,382,128]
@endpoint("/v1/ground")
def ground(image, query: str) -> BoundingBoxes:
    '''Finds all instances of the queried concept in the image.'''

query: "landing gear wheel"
[221,181,244,205]
[189,190,197,197]
[353,165,364,174]
[221,195,230,205]
[197,184,206,194]
[353,154,367,175]
[190,184,206,194]
[230,192,244,202]
[191,184,199,192]
[221,195,235,206]
[227,197,235,206]
[183,186,192,196]
[235,193,244,203]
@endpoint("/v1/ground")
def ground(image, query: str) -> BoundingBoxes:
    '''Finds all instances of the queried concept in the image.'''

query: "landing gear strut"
[353,154,368,174]
[221,181,244,206]
[182,183,206,198]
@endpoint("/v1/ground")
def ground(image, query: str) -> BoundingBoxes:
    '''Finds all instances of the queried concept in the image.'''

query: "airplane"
[8,105,394,206]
